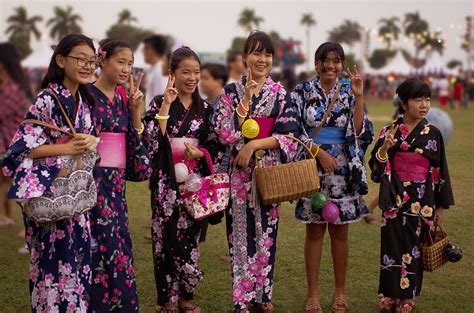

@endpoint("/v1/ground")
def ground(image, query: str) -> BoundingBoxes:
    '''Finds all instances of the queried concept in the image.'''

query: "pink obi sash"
[96,132,126,168]
[393,152,429,182]
[252,117,276,140]
[170,137,199,164]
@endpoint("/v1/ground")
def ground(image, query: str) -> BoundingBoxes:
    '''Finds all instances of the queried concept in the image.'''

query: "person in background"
[143,35,168,109]
[226,51,245,84]
[0,43,31,228]
[437,74,450,109]
[453,78,464,111]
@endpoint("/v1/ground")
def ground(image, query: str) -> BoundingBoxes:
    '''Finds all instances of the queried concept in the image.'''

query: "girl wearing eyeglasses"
[2,34,98,312]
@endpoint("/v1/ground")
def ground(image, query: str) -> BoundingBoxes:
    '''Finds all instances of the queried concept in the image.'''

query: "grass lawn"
[0,100,473,312]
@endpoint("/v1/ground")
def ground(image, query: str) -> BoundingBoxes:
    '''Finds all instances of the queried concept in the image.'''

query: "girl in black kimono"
[369,78,454,313]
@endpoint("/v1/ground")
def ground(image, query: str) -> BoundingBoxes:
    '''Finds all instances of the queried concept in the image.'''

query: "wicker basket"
[255,135,320,205]
[421,225,449,272]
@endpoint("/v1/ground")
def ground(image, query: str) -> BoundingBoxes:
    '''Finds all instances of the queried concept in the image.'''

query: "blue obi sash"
[309,127,346,144]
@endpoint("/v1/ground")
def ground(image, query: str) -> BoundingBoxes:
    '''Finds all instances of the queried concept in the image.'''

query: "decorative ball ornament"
[185,173,202,192]
[311,192,328,209]
[321,201,340,223]
[174,163,189,183]
[242,118,260,139]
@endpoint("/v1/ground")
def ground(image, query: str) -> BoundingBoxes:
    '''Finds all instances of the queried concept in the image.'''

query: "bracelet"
[134,122,144,135]
[376,147,388,163]
[155,114,170,121]
[239,99,249,112]
[312,145,320,158]
[236,106,247,118]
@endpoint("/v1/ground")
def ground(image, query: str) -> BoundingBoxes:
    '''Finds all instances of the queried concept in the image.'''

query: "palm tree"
[328,20,361,48]
[420,31,445,56]
[300,13,316,70]
[6,6,43,41]
[117,9,137,25]
[403,12,429,60]
[238,8,264,33]
[47,6,82,41]
[378,17,400,50]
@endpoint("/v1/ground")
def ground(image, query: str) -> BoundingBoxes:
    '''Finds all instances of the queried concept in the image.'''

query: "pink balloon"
[322,201,340,223]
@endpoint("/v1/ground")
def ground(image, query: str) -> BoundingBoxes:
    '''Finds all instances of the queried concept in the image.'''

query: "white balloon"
[174,163,189,183]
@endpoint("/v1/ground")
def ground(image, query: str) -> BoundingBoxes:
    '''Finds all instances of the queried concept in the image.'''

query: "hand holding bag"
[180,148,230,221]
[19,90,99,224]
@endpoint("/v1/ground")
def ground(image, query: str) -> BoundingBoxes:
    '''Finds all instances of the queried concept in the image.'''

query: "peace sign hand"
[129,72,144,112]
[163,74,179,106]
[346,65,364,97]
[243,69,258,103]
[381,124,399,152]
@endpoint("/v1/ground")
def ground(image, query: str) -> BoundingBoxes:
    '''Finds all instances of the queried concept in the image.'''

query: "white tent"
[22,39,53,68]
[133,43,149,70]
[375,51,413,75]
[421,53,445,74]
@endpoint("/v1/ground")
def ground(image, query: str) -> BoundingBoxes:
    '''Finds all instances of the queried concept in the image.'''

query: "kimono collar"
[314,78,339,98]
[241,75,281,94]
[48,82,82,123]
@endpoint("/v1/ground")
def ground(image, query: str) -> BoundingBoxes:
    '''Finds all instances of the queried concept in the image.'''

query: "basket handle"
[426,223,447,245]
[198,147,215,174]
[282,135,315,159]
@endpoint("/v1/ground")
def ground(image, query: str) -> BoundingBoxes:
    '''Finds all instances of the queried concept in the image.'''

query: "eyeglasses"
[66,55,97,69]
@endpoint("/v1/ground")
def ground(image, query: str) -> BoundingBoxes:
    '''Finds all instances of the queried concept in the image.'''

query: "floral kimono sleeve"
[212,87,244,145]
[142,96,166,156]
[125,114,151,182]
[271,90,306,163]
[3,91,65,200]
[198,105,227,173]
[431,129,454,209]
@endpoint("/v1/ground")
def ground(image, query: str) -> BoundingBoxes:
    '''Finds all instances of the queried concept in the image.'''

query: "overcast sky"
[1,0,473,66]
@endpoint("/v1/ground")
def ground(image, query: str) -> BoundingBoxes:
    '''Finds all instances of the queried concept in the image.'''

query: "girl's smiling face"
[244,43,273,81]
[171,58,200,95]
[58,43,96,85]
[315,50,344,82]
[100,47,134,85]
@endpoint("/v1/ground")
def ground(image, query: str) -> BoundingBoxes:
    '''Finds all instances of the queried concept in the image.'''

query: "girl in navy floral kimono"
[369,78,454,313]
[291,42,373,313]
[2,34,99,312]
[142,47,222,313]
[87,39,150,312]
[212,31,303,313]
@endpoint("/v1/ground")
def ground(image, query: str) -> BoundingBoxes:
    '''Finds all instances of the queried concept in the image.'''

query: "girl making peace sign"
[142,46,224,313]
[88,38,151,312]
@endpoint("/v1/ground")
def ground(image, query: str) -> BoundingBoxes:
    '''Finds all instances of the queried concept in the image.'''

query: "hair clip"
[98,47,107,59]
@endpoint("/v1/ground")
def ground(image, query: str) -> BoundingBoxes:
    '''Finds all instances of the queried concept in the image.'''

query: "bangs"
[243,31,275,56]
[396,78,431,103]
[314,42,345,63]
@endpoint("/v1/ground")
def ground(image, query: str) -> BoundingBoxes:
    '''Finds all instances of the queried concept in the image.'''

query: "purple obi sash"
[170,137,199,164]
[97,132,126,168]
[393,152,429,182]
[252,117,275,140]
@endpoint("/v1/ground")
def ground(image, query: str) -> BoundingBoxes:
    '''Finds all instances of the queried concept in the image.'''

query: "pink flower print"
[49,232,57,243]
[401,263,407,277]
[61,89,72,98]
[400,141,410,151]
[383,209,398,219]
[268,207,280,219]
[399,124,410,138]
[240,278,254,292]
[432,167,440,184]
[263,236,274,249]
[237,188,248,201]
[378,127,387,139]
[30,266,40,283]
[249,262,261,275]
[102,292,109,304]
[233,284,245,303]
[271,83,282,93]
[67,303,76,311]
[257,253,269,266]
[221,94,233,107]
[56,230,65,240]
[256,275,266,287]
[403,192,410,203]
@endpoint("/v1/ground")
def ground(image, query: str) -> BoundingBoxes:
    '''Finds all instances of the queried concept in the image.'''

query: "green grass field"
[0,100,473,312]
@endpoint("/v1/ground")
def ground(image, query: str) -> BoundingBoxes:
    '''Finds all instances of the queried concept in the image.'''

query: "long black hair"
[41,34,95,107]
[0,42,32,99]
[169,46,204,112]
